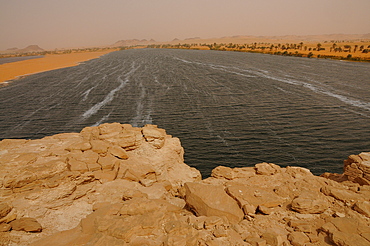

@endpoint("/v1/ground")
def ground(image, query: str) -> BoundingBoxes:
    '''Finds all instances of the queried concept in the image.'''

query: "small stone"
[204,216,225,230]
[68,158,88,173]
[109,145,129,159]
[189,216,206,230]
[122,189,148,201]
[246,238,267,246]
[333,211,346,218]
[0,223,11,232]
[184,182,244,224]
[10,217,42,232]
[288,232,310,246]
[66,141,91,151]
[242,204,256,214]
[98,154,119,171]
[0,203,12,218]
[258,205,274,215]
[142,125,166,149]
[211,166,234,180]
[291,192,328,214]
[331,231,370,246]
[288,220,313,233]
[255,163,280,175]
[261,232,284,246]
[90,140,109,154]
[0,209,17,224]
[353,201,370,218]
[98,122,122,135]
[213,225,228,238]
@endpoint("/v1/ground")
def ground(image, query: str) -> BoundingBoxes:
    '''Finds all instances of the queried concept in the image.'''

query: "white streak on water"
[249,70,370,113]
[82,76,127,118]
[174,57,256,78]
[130,81,153,127]
[81,87,94,101]
[209,64,256,78]
[82,64,139,118]
[175,56,370,113]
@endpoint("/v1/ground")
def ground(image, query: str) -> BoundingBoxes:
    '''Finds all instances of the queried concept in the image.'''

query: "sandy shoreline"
[0,50,116,84]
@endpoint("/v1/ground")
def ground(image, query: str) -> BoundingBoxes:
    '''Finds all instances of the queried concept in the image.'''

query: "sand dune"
[0,51,115,84]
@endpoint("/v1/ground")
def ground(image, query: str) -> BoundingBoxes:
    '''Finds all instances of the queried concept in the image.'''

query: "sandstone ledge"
[0,123,369,246]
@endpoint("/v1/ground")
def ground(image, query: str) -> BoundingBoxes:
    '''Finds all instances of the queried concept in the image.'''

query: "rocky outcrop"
[343,152,370,185]
[0,123,369,246]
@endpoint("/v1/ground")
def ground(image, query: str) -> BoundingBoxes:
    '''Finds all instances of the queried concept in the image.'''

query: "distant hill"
[21,45,44,52]
[184,37,201,40]
[111,39,156,47]
[1,45,44,54]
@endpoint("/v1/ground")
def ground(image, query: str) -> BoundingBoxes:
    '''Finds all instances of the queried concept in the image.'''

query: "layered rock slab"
[0,124,369,246]
[184,182,244,224]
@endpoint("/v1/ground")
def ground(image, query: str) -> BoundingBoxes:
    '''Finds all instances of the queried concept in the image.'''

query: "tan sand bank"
[0,50,115,84]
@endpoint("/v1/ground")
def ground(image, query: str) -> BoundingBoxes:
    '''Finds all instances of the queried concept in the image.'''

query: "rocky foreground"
[0,123,369,246]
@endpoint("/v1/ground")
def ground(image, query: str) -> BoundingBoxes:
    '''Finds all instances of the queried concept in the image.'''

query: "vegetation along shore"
[146,40,370,62]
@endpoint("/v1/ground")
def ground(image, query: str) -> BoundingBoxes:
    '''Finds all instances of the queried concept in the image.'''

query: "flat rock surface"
[0,123,369,245]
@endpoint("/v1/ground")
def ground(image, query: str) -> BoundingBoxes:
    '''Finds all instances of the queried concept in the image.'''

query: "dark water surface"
[0,56,44,65]
[1,49,369,176]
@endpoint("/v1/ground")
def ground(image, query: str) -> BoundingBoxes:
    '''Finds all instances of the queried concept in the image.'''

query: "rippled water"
[0,56,44,65]
[1,49,369,176]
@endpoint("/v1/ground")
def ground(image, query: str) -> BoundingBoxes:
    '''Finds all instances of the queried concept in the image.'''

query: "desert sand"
[0,50,115,84]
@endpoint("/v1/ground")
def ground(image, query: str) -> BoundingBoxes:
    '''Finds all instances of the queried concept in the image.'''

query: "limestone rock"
[331,232,370,246]
[67,157,88,173]
[226,184,285,213]
[321,185,360,205]
[291,191,329,214]
[108,145,128,159]
[3,171,37,189]
[117,128,142,150]
[255,163,280,175]
[142,124,166,149]
[320,217,370,245]
[288,220,313,233]
[98,122,123,137]
[287,232,310,246]
[0,203,12,218]
[65,140,91,151]
[0,208,17,223]
[10,217,42,232]
[211,166,234,180]
[285,166,313,178]
[0,223,11,232]
[98,153,119,171]
[261,232,285,246]
[353,201,370,217]
[343,152,370,185]
[246,238,267,246]
[184,182,244,224]
[1,125,370,246]
[90,139,109,154]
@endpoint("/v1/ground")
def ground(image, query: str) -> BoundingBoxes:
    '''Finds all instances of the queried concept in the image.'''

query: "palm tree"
[317,43,322,51]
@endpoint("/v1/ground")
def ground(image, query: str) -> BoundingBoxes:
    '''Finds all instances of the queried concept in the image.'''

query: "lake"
[1,49,369,176]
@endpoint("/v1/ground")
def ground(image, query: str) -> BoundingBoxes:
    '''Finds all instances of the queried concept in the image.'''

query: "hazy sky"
[1,0,369,50]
